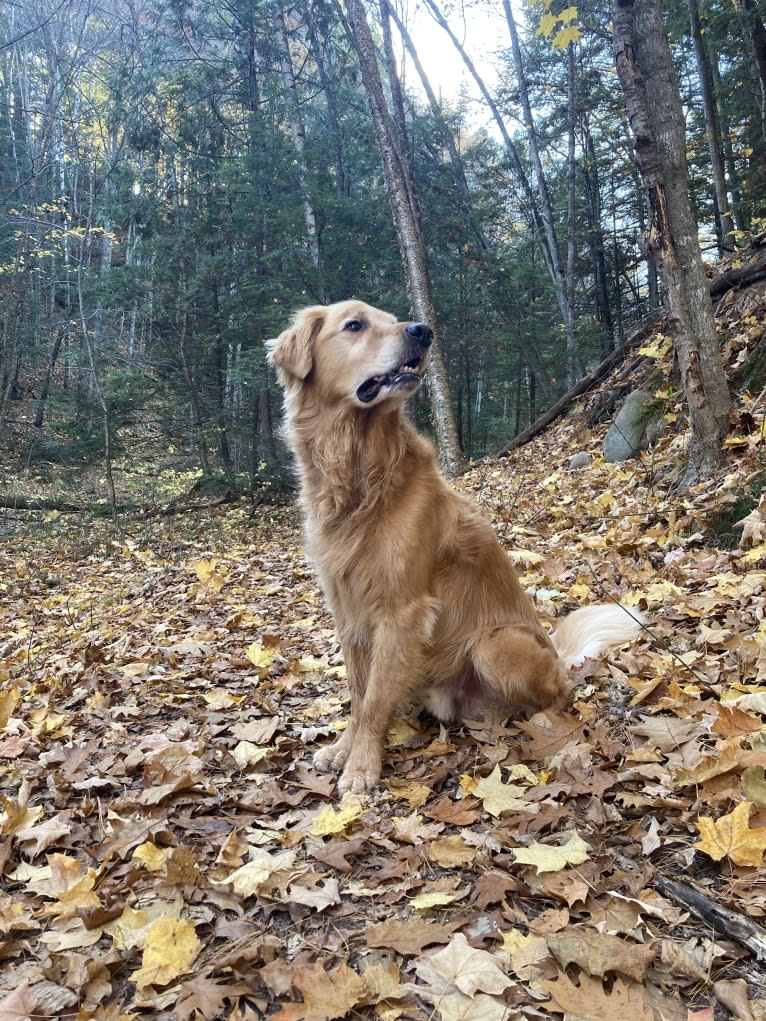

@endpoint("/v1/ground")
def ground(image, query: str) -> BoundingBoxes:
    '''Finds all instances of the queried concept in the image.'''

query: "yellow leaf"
[388,719,420,746]
[386,778,432,809]
[245,641,277,670]
[131,917,201,990]
[188,558,226,590]
[693,802,766,866]
[310,795,365,836]
[638,342,670,359]
[39,855,101,919]
[133,843,171,873]
[411,891,459,911]
[559,5,578,22]
[552,23,581,49]
[536,11,557,36]
[0,687,19,730]
[741,544,766,564]
[471,765,536,818]
[512,832,591,873]
[231,740,270,769]
[106,906,150,950]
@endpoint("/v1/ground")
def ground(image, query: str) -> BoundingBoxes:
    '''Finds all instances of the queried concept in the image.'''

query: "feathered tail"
[551,603,644,670]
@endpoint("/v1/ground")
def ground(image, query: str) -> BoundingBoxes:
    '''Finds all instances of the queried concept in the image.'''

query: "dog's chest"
[308,515,412,614]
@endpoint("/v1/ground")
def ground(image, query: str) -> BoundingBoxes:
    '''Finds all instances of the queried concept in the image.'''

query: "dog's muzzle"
[356,322,433,404]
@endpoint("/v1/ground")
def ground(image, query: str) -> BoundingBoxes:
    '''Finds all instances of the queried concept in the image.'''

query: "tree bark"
[272,1,325,298]
[501,0,572,355]
[342,0,464,474]
[612,0,731,487]
[687,0,735,252]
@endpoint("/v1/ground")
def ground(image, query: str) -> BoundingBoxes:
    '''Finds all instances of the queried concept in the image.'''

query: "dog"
[267,300,643,794]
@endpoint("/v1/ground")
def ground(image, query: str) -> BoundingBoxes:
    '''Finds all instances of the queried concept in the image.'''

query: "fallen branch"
[654,874,766,963]
[709,249,766,300]
[500,312,663,454]
[0,493,236,517]
[0,495,86,512]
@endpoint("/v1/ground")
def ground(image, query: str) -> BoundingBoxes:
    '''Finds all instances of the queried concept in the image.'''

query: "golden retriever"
[268,300,642,794]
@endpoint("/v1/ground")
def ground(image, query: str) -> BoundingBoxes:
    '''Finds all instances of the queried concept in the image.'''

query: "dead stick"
[655,875,766,963]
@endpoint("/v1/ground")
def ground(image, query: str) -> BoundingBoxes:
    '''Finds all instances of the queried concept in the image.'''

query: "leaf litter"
[2,287,766,1018]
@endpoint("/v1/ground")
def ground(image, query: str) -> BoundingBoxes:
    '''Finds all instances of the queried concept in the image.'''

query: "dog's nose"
[405,322,433,348]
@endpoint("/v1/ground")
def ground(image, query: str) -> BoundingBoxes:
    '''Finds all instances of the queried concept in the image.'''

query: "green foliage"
[1,0,763,480]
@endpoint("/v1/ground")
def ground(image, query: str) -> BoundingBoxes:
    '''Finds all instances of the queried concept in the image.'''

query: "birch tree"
[613,0,732,486]
[342,0,464,474]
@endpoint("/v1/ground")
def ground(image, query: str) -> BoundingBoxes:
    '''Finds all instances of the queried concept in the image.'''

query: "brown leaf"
[541,971,654,1020]
[175,976,250,1021]
[471,871,516,910]
[425,795,479,825]
[366,918,460,955]
[713,978,755,1021]
[291,961,365,1021]
[546,931,655,982]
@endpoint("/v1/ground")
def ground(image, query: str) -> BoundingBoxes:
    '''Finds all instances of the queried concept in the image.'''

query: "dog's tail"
[551,603,644,670]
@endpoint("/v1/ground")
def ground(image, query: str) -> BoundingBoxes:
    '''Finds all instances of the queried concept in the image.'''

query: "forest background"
[2,0,765,504]
[3,1,766,1016]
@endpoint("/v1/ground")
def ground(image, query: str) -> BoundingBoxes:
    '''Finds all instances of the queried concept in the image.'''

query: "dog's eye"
[343,319,365,333]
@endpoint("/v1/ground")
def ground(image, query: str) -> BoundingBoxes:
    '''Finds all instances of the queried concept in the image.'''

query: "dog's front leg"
[313,638,368,775]
[337,597,436,794]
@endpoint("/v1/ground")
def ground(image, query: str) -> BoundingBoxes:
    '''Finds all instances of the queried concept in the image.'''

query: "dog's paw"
[337,751,382,795]
[313,740,349,774]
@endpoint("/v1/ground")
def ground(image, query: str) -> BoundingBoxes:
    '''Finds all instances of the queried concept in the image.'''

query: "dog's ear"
[266,306,326,382]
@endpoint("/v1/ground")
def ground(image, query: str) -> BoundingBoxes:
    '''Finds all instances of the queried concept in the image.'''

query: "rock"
[603,389,664,462]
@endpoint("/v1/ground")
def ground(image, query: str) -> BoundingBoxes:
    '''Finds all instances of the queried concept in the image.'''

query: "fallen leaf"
[546,931,655,982]
[421,932,512,996]
[0,981,36,1021]
[541,970,654,1019]
[291,960,365,1021]
[310,795,364,836]
[694,801,766,866]
[511,832,591,873]
[366,918,459,955]
[213,849,297,896]
[131,917,202,990]
[465,765,535,817]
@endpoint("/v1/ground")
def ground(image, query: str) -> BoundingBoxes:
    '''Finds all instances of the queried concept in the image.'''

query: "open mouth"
[356,357,425,404]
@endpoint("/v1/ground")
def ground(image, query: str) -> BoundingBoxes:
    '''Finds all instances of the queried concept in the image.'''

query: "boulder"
[603,389,664,462]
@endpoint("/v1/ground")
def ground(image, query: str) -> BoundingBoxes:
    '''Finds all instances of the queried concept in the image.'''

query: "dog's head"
[267,300,432,409]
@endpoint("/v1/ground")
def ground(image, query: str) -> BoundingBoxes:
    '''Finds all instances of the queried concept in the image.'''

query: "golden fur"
[268,300,642,794]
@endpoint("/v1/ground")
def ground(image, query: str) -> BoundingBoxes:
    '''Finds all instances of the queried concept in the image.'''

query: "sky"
[398,0,508,105]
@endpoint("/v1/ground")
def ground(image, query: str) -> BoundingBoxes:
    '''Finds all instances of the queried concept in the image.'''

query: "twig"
[654,874,766,963]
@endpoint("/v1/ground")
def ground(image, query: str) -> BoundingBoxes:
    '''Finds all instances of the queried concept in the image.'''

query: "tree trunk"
[272,2,325,299]
[420,0,552,280]
[732,0,766,146]
[34,326,67,428]
[565,42,577,386]
[387,2,489,253]
[687,0,735,252]
[76,245,119,530]
[613,0,732,487]
[501,0,573,352]
[342,0,464,474]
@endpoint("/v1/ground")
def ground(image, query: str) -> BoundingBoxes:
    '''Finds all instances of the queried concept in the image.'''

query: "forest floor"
[2,269,766,1019]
